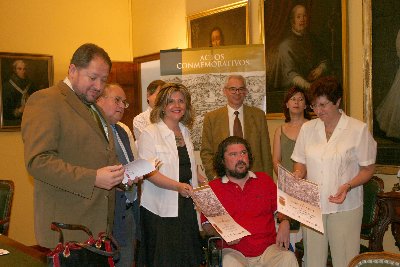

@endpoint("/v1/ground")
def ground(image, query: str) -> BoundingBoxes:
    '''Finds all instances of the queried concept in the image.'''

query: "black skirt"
[138,145,202,267]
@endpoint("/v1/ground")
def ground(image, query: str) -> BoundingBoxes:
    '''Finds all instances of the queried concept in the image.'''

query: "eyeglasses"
[104,96,129,108]
[310,101,331,110]
[225,87,247,94]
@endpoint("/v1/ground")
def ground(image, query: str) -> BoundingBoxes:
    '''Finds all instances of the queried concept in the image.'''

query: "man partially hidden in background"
[97,83,140,267]
[201,75,273,180]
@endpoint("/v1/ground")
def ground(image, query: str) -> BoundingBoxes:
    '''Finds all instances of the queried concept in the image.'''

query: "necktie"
[88,105,108,140]
[233,111,243,138]
[112,125,137,202]
[111,125,130,165]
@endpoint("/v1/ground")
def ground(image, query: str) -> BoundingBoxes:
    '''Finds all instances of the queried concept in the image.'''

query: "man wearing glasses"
[201,75,273,180]
[97,83,140,267]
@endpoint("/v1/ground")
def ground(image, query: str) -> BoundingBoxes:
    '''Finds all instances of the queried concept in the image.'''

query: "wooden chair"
[360,176,385,252]
[0,180,15,235]
[348,251,400,267]
[295,176,385,266]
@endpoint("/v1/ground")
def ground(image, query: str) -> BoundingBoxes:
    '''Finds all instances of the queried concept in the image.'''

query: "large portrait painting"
[264,0,347,118]
[187,0,249,48]
[363,0,400,173]
[0,52,53,130]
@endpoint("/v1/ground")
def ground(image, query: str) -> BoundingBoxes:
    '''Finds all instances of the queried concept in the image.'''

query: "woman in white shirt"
[137,83,202,267]
[292,76,376,267]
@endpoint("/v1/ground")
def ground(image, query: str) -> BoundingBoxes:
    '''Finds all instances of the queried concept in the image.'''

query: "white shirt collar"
[156,119,185,138]
[221,171,257,183]
[227,104,244,117]
[316,109,348,131]
[63,77,74,92]
[291,28,305,36]
[336,109,348,130]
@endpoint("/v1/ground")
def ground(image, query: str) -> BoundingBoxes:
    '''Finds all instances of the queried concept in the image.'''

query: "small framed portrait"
[264,0,347,118]
[0,52,53,130]
[363,0,400,173]
[187,0,249,48]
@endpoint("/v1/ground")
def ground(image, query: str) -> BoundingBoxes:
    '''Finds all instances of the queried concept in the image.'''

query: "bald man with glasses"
[200,75,273,180]
[97,83,141,267]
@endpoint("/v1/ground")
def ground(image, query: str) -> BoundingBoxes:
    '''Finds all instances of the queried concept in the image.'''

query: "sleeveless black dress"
[139,145,202,267]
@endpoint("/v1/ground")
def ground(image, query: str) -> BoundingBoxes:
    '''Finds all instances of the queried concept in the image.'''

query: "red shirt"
[201,172,277,257]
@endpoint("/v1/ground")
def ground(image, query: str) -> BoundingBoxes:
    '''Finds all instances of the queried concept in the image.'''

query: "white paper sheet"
[122,158,156,184]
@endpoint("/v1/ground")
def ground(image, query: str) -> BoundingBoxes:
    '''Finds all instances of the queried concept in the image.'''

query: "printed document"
[277,164,324,233]
[192,185,250,243]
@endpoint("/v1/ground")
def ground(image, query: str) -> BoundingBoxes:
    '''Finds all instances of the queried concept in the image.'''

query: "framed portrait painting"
[264,0,347,118]
[187,0,249,48]
[363,0,400,173]
[0,52,53,131]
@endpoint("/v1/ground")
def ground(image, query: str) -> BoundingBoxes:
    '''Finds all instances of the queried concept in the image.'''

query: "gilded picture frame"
[363,0,400,174]
[264,0,348,119]
[0,52,53,131]
[187,0,249,48]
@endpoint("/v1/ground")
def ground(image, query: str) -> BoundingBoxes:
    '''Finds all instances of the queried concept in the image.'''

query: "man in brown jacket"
[21,43,124,249]
[201,75,273,180]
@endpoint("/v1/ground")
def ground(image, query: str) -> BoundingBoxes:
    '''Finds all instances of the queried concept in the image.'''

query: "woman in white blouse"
[137,83,202,267]
[292,76,376,267]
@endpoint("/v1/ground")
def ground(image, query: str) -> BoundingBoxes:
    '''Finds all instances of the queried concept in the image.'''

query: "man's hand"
[95,165,124,190]
[227,238,241,245]
[276,219,290,250]
[308,66,323,81]
[128,176,142,185]
[125,174,143,185]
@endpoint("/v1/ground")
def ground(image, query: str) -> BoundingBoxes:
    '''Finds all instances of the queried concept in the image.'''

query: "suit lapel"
[59,82,109,143]
[219,107,230,137]
[243,105,253,138]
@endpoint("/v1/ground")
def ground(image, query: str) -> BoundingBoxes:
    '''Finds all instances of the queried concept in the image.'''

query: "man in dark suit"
[97,83,139,267]
[22,43,124,249]
[201,75,273,180]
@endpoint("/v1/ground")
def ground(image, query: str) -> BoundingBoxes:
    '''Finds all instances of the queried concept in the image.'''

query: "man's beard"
[76,92,95,105]
[226,161,249,179]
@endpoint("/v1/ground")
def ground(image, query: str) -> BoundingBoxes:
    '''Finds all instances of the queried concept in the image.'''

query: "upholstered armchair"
[0,180,14,235]
[348,252,400,267]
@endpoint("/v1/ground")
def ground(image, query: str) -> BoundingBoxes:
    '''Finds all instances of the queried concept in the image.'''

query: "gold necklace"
[174,131,185,147]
